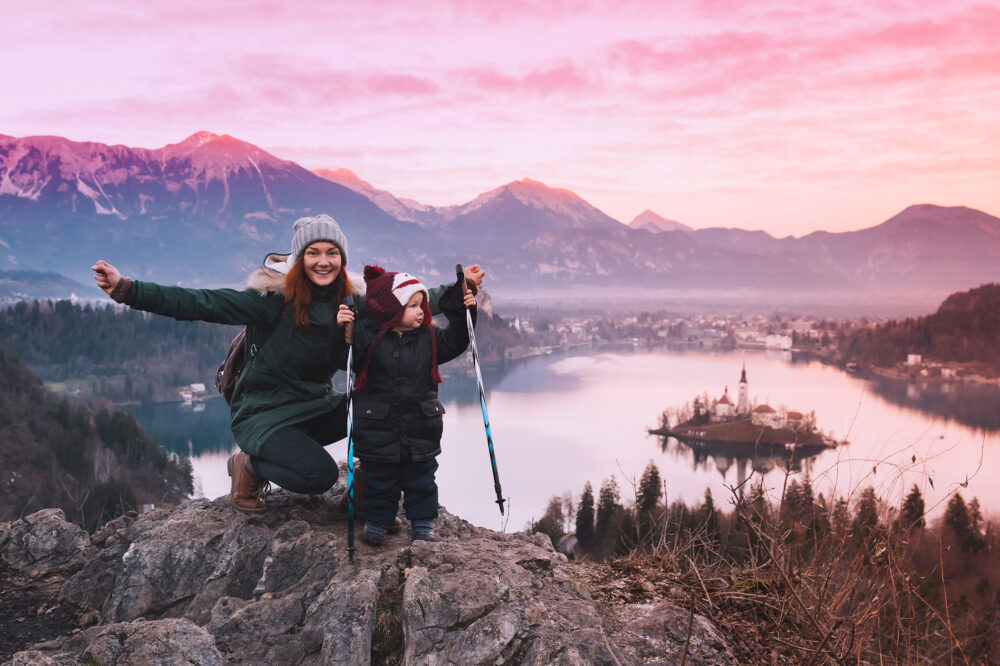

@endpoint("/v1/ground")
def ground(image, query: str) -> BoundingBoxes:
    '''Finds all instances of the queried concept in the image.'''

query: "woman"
[93,214,483,513]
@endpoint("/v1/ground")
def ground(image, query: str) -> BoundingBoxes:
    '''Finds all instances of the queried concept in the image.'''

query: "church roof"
[740,363,747,383]
[717,392,732,405]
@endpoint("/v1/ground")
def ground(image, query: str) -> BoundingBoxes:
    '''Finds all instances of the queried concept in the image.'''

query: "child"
[339,265,476,544]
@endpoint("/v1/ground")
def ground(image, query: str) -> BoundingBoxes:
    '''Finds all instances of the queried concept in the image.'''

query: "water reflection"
[129,398,234,457]
[868,379,1000,432]
[788,353,1000,433]
[659,435,824,496]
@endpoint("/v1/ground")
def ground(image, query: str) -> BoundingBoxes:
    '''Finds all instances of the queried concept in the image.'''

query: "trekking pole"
[344,297,359,562]
[456,265,506,515]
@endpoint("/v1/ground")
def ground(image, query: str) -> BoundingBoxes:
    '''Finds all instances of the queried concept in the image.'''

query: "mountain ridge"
[3,131,999,302]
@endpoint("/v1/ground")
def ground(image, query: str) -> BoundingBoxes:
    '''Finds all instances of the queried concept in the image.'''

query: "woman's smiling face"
[302,242,342,287]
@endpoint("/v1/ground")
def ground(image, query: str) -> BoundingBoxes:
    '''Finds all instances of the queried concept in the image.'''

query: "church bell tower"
[737,363,749,416]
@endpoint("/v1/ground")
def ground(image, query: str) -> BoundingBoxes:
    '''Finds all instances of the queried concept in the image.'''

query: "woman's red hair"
[284,258,353,331]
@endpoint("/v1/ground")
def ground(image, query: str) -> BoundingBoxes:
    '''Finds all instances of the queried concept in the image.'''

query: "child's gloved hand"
[437,278,470,314]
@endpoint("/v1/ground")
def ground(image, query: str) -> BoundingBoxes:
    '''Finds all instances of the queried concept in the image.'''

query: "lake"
[131,349,1000,531]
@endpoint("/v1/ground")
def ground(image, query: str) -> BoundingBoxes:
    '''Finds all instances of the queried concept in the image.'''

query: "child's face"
[394,292,425,331]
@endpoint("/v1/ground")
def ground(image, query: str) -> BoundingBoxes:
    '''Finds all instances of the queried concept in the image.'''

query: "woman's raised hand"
[463,264,485,289]
[337,304,355,343]
[91,260,122,296]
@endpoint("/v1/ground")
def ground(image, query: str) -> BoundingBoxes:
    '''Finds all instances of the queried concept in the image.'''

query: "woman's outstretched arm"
[91,259,278,326]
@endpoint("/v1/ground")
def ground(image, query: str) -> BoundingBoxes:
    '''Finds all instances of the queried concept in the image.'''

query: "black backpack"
[215,305,286,404]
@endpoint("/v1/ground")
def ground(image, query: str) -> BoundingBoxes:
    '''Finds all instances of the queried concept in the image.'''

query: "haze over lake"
[132,349,1000,531]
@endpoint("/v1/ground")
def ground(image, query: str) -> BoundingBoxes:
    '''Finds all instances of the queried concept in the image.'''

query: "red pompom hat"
[354,265,440,390]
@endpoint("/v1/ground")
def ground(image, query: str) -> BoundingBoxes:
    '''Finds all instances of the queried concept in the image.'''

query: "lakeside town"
[494,308,1000,384]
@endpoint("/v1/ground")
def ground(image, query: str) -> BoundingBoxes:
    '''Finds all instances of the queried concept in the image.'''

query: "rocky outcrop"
[1,478,735,665]
[0,509,93,577]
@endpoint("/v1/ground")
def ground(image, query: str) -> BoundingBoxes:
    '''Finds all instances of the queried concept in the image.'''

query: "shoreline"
[649,420,840,451]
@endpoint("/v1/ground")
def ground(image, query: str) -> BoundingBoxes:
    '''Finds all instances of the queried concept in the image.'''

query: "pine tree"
[967,497,985,551]
[781,479,804,523]
[944,493,972,549]
[852,486,880,544]
[637,461,662,513]
[576,482,595,548]
[831,497,850,536]
[696,488,719,534]
[897,485,925,532]
[945,493,984,552]
[968,497,983,533]
[532,496,565,544]
[596,476,621,539]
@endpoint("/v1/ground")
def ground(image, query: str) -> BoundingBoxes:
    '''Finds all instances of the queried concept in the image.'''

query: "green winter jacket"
[125,269,454,457]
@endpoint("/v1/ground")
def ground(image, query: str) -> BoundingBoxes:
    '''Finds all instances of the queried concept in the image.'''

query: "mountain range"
[2,131,999,307]
[0,270,90,305]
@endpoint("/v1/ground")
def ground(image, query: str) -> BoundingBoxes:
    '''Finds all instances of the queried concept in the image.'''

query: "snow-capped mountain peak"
[449,177,623,230]
[178,130,222,148]
[160,131,288,170]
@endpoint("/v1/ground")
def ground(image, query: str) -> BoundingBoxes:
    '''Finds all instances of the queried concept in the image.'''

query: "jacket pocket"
[419,399,446,417]
[356,402,391,420]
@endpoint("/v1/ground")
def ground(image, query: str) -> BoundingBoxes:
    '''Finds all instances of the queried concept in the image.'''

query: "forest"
[0,347,192,531]
[837,282,1000,371]
[0,299,237,403]
[531,463,999,664]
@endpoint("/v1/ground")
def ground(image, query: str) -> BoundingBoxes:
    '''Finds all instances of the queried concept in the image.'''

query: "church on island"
[693,365,810,433]
[653,364,835,451]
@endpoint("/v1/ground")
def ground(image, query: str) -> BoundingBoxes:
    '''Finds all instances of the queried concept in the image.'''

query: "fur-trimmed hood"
[245,252,364,298]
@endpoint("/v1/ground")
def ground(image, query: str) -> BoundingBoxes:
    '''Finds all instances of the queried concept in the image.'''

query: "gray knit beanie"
[290,214,348,264]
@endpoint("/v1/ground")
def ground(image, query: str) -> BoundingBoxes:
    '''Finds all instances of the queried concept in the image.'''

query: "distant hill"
[689,205,1000,292]
[838,283,1000,370]
[0,347,192,529]
[0,270,90,304]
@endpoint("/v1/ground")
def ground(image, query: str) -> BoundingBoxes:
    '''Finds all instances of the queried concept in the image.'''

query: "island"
[648,364,841,453]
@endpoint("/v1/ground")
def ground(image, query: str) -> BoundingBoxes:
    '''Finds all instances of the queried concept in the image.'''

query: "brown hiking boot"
[227,452,269,514]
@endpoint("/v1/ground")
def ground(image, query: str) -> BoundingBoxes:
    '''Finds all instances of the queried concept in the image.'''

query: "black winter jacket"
[352,282,476,463]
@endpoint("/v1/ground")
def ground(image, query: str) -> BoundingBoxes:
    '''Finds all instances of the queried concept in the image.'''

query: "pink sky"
[4,0,1000,236]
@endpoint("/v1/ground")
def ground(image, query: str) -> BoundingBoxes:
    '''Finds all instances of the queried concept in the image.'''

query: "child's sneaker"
[411,520,436,542]
[361,522,387,546]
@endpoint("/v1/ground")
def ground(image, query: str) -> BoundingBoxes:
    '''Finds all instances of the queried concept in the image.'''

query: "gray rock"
[401,535,622,665]
[0,509,93,577]
[101,498,279,623]
[7,651,80,665]
[3,483,737,665]
[610,601,735,664]
[81,618,223,665]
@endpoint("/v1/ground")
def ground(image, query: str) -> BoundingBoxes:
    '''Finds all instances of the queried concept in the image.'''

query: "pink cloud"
[454,62,591,96]
[365,74,440,96]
